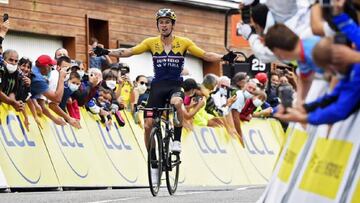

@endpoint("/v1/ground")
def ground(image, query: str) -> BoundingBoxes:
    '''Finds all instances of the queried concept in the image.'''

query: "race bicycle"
[138,103,181,196]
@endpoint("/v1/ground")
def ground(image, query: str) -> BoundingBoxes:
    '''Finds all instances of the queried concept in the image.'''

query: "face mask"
[68,83,79,92]
[106,80,117,90]
[138,84,147,94]
[6,63,17,74]
[77,70,85,79]
[253,98,263,107]
[184,96,191,106]
[219,88,227,96]
[99,102,106,107]
[64,74,70,81]
[244,90,253,99]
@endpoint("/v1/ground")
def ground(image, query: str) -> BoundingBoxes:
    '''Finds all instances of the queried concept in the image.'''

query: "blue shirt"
[90,56,107,70]
[333,13,360,50]
[307,63,360,125]
[59,83,73,111]
[30,66,49,98]
[298,36,324,78]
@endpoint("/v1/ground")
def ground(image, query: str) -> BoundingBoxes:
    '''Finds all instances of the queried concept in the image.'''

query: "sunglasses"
[139,81,148,85]
[220,85,228,88]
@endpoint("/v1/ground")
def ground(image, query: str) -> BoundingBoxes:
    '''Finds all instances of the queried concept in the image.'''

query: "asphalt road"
[0,185,265,203]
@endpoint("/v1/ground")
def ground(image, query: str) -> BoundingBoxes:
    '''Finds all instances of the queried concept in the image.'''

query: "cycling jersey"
[131,36,206,83]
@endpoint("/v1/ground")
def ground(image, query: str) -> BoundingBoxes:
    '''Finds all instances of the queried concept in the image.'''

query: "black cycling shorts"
[144,80,184,118]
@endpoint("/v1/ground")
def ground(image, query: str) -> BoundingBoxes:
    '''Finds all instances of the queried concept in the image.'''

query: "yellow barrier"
[0,104,284,188]
[0,105,58,187]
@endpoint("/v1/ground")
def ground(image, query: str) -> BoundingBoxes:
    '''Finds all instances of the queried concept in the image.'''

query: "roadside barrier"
[258,79,360,203]
[0,103,285,189]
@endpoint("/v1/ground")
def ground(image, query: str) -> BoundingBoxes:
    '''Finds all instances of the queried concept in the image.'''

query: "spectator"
[54,48,68,60]
[230,79,258,144]
[87,87,114,128]
[231,72,248,90]
[240,90,267,121]
[31,55,66,103]
[88,38,112,70]
[0,49,24,111]
[264,24,323,105]
[47,56,81,128]
[266,73,280,107]
[59,71,81,112]
[117,63,134,110]
[133,74,148,106]
[275,37,360,125]
[255,72,268,90]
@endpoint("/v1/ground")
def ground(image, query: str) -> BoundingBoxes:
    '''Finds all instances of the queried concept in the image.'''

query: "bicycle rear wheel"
[148,127,163,196]
[165,138,180,195]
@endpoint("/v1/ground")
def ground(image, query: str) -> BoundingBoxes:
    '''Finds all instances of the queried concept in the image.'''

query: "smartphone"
[3,13,8,22]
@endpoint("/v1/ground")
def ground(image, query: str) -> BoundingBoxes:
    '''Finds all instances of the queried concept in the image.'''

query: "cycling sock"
[150,148,157,168]
[174,126,182,142]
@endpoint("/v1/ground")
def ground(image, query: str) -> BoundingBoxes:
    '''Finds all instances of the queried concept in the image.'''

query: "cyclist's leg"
[170,90,185,144]
[144,117,154,151]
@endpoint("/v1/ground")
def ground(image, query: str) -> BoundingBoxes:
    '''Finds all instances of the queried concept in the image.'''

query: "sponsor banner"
[240,118,281,181]
[80,109,147,186]
[180,127,246,186]
[0,105,58,187]
[285,112,360,202]
[38,109,108,187]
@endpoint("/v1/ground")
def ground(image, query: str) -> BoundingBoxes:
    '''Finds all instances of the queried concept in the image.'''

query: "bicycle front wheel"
[165,138,180,195]
[148,127,163,196]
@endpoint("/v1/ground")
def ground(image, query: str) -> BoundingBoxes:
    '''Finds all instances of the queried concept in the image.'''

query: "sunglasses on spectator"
[139,81,148,85]
[220,85,228,88]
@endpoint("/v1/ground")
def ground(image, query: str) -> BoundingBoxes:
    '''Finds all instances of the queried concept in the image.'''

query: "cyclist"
[94,8,236,179]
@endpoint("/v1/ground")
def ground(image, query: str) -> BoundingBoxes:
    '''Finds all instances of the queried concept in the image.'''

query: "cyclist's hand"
[222,51,237,63]
[93,46,110,57]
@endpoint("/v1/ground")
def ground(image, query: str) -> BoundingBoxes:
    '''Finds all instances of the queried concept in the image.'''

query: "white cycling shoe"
[171,141,182,153]
[151,167,159,185]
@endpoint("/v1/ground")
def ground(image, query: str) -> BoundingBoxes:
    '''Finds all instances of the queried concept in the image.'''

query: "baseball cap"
[36,55,56,67]
[255,72,268,85]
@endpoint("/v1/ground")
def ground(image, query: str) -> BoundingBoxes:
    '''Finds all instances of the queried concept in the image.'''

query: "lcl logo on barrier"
[52,124,88,178]
[244,129,274,155]
[193,127,226,154]
[54,124,84,148]
[1,114,35,147]
[96,122,132,151]
[0,114,41,184]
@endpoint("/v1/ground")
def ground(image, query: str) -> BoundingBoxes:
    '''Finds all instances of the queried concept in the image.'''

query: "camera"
[3,13,8,22]
[320,0,332,7]
[241,6,251,24]
[334,32,348,45]
[192,95,202,103]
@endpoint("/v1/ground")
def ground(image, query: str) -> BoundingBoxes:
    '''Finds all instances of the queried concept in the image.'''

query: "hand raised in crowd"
[0,20,9,38]
[274,105,308,123]
[22,76,31,87]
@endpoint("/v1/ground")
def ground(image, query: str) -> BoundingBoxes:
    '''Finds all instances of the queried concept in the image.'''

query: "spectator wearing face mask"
[240,90,267,121]
[230,79,258,144]
[59,71,81,112]
[47,57,81,129]
[0,49,25,111]
[133,74,148,105]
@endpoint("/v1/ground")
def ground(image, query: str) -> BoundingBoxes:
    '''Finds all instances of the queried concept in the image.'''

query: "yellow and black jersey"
[131,36,205,83]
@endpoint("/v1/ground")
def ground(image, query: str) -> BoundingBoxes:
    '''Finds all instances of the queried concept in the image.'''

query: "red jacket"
[240,99,256,121]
